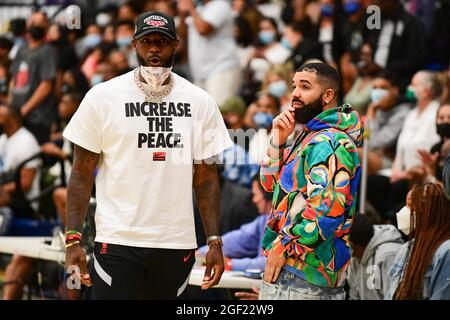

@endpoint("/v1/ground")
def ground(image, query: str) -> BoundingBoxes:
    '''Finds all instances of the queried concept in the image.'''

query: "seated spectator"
[0,36,13,61]
[108,50,131,76]
[245,93,280,163]
[61,67,90,95]
[344,43,378,115]
[113,19,138,68]
[0,103,42,300]
[197,175,272,272]
[368,71,442,220]
[393,71,442,175]
[220,95,255,152]
[0,58,11,101]
[364,71,412,174]
[444,152,450,198]
[368,0,426,90]
[282,19,322,71]
[340,0,369,93]
[0,103,40,218]
[385,183,450,300]
[408,103,450,184]
[41,91,82,226]
[261,64,293,111]
[346,213,403,300]
[248,16,290,70]
[193,168,259,245]
[317,0,346,70]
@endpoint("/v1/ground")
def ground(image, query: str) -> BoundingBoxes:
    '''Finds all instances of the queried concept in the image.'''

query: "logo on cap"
[144,15,168,27]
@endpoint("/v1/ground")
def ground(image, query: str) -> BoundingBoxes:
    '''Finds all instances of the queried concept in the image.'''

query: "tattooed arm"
[65,144,99,287]
[193,159,224,289]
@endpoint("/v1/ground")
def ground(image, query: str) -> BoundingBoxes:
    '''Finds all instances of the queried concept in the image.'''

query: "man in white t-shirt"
[63,11,233,299]
[177,0,241,106]
[0,103,41,300]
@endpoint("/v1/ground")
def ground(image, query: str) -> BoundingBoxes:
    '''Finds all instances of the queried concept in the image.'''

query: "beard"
[293,93,324,124]
[136,51,176,68]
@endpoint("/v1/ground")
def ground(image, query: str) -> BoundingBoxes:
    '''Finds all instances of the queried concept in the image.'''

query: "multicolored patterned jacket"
[260,104,363,288]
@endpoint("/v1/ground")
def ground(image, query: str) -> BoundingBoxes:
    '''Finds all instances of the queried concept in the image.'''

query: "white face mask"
[396,206,412,236]
[139,66,172,91]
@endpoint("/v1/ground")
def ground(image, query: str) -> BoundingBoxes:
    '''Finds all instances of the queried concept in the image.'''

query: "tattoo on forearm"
[66,146,99,231]
[194,162,220,237]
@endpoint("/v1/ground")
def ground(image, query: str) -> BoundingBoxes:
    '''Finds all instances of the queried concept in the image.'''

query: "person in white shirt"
[63,11,233,299]
[1,103,41,300]
[177,0,241,106]
[367,71,442,222]
[392,71,442,181]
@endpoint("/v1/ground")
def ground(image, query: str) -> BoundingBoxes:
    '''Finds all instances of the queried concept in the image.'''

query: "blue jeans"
[259,269,346,300]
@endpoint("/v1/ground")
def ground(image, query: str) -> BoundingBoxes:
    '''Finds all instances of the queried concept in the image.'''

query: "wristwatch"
[206,235,223,246]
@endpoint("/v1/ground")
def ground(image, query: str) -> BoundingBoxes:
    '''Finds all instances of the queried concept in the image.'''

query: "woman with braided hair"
[386,183,450,300]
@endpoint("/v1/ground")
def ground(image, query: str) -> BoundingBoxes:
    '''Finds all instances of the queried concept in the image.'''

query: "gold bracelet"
[65,240,81,249]
[208,240,223,247]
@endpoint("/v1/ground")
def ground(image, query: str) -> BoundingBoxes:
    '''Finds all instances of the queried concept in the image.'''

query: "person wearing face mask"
[344,43,378,115]
[363,71,412,176]
[75,24,103,60]
[367,71,441,223]
[262,64,294,111]
[245,93,280,164]
[391,71,442,183]
[62,11,232,299]
[114,20,138,68]
[408,104,450,185]
[339,0,370,93]
[9,11,57,145]
[346,213,403,300]
[317,0,346,71]
[249,17,290,66]
[385,183,450,300]
[259,62,363,300]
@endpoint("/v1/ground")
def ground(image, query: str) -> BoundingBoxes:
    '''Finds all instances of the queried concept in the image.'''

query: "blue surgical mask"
[258,30,275,45]
[116,36,132,48]
[281,37,292,50]
[343,1,361,15]
[268,80,288,99]
[83,33,102,48]
[321,4,335,17]
[91,74,104,86]
[253,112,274,129]
[370,88,389,103]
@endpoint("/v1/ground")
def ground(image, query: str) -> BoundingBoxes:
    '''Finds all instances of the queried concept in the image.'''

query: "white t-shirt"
[395,100,440,171]
[187,0,239,81]
[0,127,41,205]
[63,70,233,249]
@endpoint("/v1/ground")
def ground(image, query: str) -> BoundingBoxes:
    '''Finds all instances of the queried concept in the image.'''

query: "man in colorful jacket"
[259,62,363,300]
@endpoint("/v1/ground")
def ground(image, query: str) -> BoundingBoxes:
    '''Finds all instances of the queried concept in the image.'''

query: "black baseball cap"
[133,11,177,40]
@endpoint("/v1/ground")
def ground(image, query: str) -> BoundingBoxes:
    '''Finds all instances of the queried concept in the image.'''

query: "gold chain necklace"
[133,68,174,103]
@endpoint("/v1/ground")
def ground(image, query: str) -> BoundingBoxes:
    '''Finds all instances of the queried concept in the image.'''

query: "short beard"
[293,94,324,124]
[136,51,176,68]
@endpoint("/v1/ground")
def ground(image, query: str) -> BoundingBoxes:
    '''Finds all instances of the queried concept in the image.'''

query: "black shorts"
[91,242,195,299]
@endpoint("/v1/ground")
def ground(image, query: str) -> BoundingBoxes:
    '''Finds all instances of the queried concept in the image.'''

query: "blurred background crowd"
[0,0,449,300]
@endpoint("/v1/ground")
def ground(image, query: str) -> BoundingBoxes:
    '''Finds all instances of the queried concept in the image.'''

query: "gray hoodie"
[347,225,404,300]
